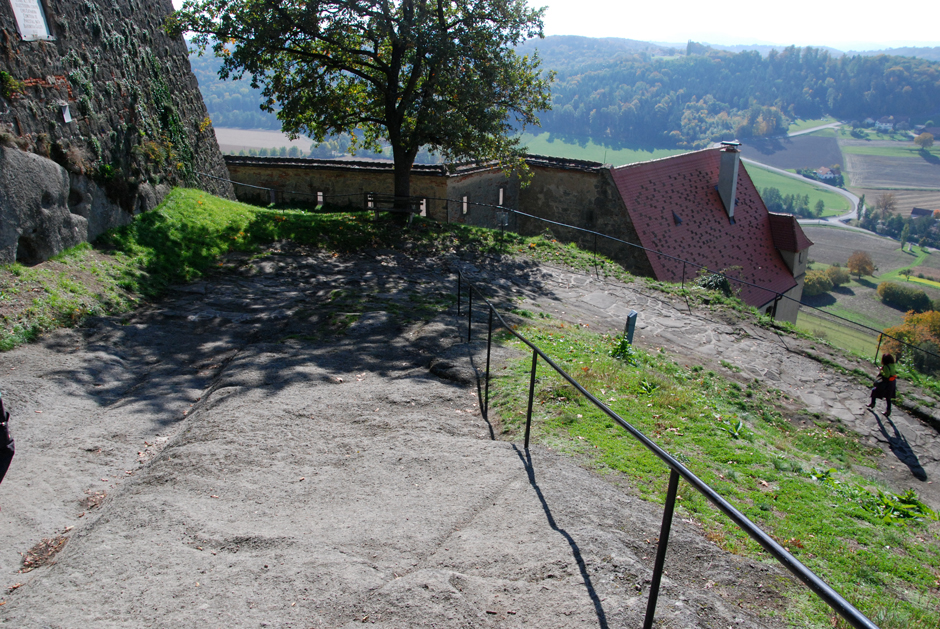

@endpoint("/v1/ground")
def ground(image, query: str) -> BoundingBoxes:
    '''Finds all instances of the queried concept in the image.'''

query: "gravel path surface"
[1,244,935,627]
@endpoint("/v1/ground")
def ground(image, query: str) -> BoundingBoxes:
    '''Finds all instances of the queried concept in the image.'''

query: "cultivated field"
[803,225,908,272]
[844,154,940,189]
[850,188,940,216]
[213,127,315,153]
[739,134,843,170]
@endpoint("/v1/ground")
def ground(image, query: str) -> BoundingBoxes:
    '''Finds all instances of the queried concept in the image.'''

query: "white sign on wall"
[9,0,54,41]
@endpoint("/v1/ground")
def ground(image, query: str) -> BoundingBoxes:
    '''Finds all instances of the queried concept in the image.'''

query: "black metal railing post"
[681,261,686,290]
[524,349,538,450]
[485,307,494,418]
[467,285,473,342]
[593,233,599,279]
[875,333,883,362]
[643,469,681,629]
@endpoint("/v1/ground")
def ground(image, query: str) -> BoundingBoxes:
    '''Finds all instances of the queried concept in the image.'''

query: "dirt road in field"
[1,245,936,628]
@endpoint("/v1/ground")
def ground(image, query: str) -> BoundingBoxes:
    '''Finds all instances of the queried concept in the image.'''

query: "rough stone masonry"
[0,0,233,264]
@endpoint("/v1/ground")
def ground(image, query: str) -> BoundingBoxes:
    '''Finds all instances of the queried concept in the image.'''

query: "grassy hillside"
[745,163,852,215]
[491,320,939,629]
[518,132,685,166]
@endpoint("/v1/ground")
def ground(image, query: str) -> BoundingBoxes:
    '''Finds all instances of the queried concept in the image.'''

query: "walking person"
[868,354,898,417]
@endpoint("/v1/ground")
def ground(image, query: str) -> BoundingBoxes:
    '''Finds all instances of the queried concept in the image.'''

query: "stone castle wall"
[0,0,233,264]
[223,155,657,277]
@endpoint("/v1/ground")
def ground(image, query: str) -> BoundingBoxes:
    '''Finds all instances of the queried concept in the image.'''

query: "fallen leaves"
[21,536,69,573]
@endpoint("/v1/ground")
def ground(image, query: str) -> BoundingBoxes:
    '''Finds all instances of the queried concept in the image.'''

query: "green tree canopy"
[171,0,553,203]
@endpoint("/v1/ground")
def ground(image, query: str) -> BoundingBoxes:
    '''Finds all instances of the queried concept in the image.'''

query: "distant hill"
[847,47,940,62]
[192,35,940,152]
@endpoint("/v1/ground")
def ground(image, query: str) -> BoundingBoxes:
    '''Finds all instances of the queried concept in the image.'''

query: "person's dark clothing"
[869,364,898,416]
[0,394,12,485]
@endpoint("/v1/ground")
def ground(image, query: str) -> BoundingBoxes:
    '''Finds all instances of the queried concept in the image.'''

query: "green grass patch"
[745,163,851,215]
[517,132,685,167]
[489,320,940,628]
[795,310,880,358]
[909,276,940,290]
[0,243,138,350]
[788,117,837,133]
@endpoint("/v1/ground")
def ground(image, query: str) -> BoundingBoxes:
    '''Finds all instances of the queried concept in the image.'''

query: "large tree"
[171,0,552,207]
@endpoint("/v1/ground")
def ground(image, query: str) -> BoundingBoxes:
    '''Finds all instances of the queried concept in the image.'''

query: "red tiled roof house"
[608,144,812,323]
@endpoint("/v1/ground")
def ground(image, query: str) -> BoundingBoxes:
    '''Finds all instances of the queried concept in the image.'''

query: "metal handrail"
[456,269,879,629]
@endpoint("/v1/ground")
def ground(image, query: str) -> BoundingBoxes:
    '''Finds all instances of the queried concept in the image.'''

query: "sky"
[171,0,940,51]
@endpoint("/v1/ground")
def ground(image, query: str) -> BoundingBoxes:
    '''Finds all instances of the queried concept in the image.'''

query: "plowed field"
[850,188,940,217]
[740,135,843,170]
[844,154,940,189]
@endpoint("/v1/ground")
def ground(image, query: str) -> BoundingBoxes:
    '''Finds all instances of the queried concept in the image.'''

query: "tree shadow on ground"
[39,247,559,432]
[802,293,837,308]
[833,286,855,296]
[871,409,927,481]
[513,445,609,629]
[918,150,940,166]
[743,137,791,155]
[856,278,877,290]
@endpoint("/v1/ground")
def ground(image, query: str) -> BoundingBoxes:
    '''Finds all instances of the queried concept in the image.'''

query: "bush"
[877,281,932,313]
[803,269,833,296]
[912,340,940,376]
[826,265,850,287]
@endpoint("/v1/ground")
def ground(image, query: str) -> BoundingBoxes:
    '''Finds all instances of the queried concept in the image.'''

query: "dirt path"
[1,245,935,627]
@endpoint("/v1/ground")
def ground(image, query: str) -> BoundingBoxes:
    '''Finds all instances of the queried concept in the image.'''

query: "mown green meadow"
[745,163,852,215]
[489,320,939,629]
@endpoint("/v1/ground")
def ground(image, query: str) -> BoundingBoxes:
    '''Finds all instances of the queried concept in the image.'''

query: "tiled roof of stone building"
[768,213,814,252]
[610,148,798,308]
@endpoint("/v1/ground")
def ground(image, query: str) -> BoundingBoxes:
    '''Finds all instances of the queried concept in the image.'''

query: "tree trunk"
[391,145,418,222]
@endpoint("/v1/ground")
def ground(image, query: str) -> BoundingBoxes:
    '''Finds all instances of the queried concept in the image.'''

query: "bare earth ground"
[843,154,940,190]
[2,245,939,627]
[801,225,910,273]
[849,189,940,216]
[739,136,843,171]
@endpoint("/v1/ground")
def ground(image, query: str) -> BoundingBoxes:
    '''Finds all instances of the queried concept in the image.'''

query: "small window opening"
[498,187,504,206]
[462,195,468,215]
[317,191,324,204]
[420,198,427,217]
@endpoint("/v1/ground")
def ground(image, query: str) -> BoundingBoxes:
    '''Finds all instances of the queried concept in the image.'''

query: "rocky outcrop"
[0,146,171,264]
[0,0,233,264]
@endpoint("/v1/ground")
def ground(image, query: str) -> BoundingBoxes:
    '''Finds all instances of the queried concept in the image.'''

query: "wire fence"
[196,170,940,371]
[455,269,880,629]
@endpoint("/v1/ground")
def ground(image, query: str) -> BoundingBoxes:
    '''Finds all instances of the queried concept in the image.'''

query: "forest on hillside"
[522,38,940,149]
[190,37,940,150]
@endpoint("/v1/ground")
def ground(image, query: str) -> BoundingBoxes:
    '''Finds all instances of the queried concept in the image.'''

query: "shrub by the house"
[826,264,850,287]
[804,269,833,296]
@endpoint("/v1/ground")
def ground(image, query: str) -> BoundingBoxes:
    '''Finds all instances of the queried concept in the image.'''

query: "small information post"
[9,0,54,41]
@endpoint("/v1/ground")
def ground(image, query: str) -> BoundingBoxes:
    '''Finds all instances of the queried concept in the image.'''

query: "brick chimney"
[717,141,741,223]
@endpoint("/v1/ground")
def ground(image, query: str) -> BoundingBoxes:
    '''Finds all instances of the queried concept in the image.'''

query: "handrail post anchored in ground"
[455,272,880,629]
